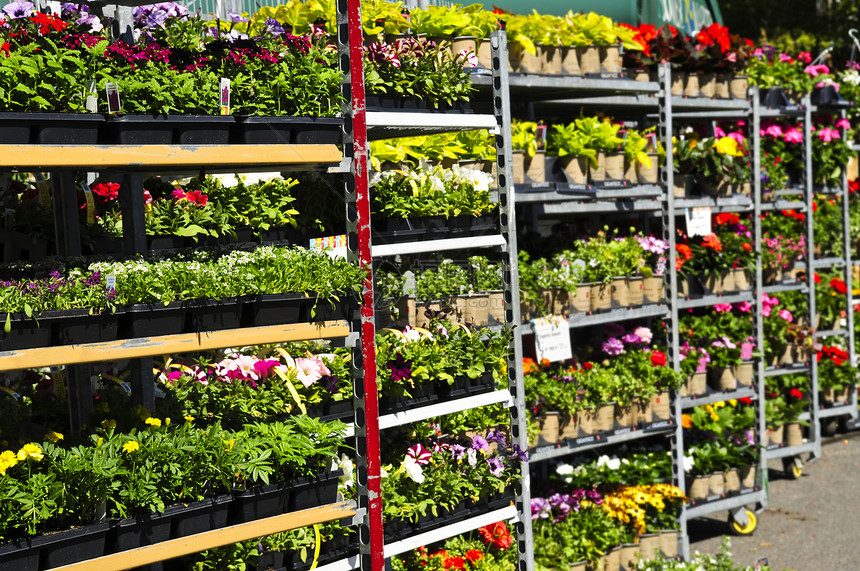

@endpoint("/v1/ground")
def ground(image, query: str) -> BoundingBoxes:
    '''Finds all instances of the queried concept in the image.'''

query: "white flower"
[606,456,621,470]
[682,454,694,473]
[403,456,425,483]
[338,454,354,488]
[467,448,478,467]
[556,463,574,475]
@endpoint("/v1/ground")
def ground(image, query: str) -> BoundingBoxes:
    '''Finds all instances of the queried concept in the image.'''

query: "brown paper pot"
[451,36,477,57]
[590,151,606,182]
[569,284,592,313]
[683,73,700,97]
[785,422,804,447]
[724,468,741,493]
[732,362,754,386]
[614,403,635,427]
[732,268,752,291]
[561,46,580,75]
[610,277,630,308]
[623,157,637,182]
[540,44,562,74]
[604,152,625,180]
[603,547,621,571]
[578,408,598,435]
[643,277,665,303]
[739,465,756,488]
[639,534,661,561]
[618,543,639,571]
[767,424,785,446]
[763,264,783,284]
[777,344,796,366]
[477,39,492,69]
[590,283,611,311]
[561,155,589,184]
[699,73,716,97]
[526,151,546,183]
[540,287,568,315]
[659,530,679,557]
[570,562,587,571]
[650,391,671,420]
[709,472,725,495]
[638,157,660,184]
[720,270,736,292]
[512,150,525,184]
[559,414,578,440]
[689,475,710,499]
[633,398,652,425]
[596,403,615,432]
[577,45,601,74]
[708,367,736,391]
[671,74,684,95]
[715,74,731,98]
[517,45,541,73]
[730,75,749,99]
[628,276,644,306]
[459,293,489,326]
[536,412,560,446]
[600,45,622,72]
[487,291,505,326]
[683,372,708,397]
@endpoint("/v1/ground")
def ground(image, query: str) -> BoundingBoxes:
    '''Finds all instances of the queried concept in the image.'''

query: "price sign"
[685,206,712,236]
[532,315,572,363]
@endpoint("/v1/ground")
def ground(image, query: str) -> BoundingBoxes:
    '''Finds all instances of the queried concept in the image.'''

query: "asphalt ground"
[688,425,860,570]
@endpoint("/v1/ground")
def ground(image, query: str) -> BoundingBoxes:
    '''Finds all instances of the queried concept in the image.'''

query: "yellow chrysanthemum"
[122,441,140,453]
[0,450,18,475]
[145,417,162,427]
[44,431,64,443]
[714,136,743,157]
[17,443,43,462]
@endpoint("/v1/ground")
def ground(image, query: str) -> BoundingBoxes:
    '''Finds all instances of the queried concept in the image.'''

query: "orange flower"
[676,244,692,260]
[701,233,722,252]
[681,414,692,429]
[540,358,551,368]
[464,550,484,563]
[478,522,513,550]
[522,358,537,374]
[742,243,752,251]
[714,213,739,225]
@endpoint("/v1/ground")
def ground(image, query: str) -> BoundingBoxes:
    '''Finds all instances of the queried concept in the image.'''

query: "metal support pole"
[805,97,823,459]
[839,110,858,418]
[337,1,382,570]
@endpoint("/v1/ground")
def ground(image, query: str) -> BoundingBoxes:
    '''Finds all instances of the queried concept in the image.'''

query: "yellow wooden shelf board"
[0,144,342,170]
[0,320,350,371]
[50,501,356,571]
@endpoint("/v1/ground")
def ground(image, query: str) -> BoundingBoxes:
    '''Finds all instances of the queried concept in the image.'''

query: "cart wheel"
[729,509,757,535]
[783,457,803,479]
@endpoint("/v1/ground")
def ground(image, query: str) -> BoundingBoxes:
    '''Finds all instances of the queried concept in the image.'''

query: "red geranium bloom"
[31,12,67,35]
[650,350,667,367]
[1,41,9,57]
[444,557,465,569]
[714,212,739,226]
[478,522,513,551]
[814,272,822,283]
[739,397,753,405]
[742,243,752,251]
[582,362,593,370]
[812,201,818,212]
[789,388,803,399]
[830,278,848,294]
[91,182,119,201]
[701,233,722,252]
[464,550,484,564]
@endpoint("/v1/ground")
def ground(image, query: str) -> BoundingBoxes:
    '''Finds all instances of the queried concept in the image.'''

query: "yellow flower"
[44,431,64,443]
[101,419,117,430]
[17,443,43,462]
[122,441,140,453]
[0,450,19,475]
[224,439,234,451]
[144,417,162,427]
[164,417,171,426]
[729,399,738,407]
[97,437,104,447]
[184,415,195,423]
[137,406,151,422]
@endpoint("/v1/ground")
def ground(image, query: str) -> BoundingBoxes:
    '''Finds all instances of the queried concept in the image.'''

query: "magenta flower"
[804,64,830,77]
[784,128,804,143]
[735,301,752,313]
[602,337,625,356]
[728,131,745,145]
[818,127,841,142]
[713,303,733,313]
[407,443,432,465]
[778,309,793,323]
[633,326,653,344]
[763,124,784,138]
[835,118,851,130]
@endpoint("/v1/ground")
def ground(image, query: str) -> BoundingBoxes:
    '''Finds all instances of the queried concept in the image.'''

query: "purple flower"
[471,434,489,452]
[487,456,504,477]
[61,2,82,16]
[586,490,603,505]
[264,17,284,36]
[226,10,249,23]
[385,353,411,382]
[621,333,643,345]
[602,337,625,356]
[509,444,528,462]
[486,429,506,447]
[76,12,103,33]
[548,493,566,507]
[531,497,550,519]
[321,375,338,392]
[450,444,466,460]
[2,0,35,19]
[407,443,432,465]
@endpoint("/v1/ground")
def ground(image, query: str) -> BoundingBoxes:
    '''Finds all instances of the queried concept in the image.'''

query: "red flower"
[464,550,484,564]
[444,557,465,569]
[789,388,803,399]
[701,233,722,251]
[812,201,818,212]
[739,397,753,405]
[30,12,67,35]
[650,350,667,367]
[478,522,513,551]
[814,272,822,284]
[830,278,847,295]
[184,190,209,206]
[742,243,752,251]
[714,213,739,226]
[91,182,119,201]
[0,41,9,57]
[582,362,593,370]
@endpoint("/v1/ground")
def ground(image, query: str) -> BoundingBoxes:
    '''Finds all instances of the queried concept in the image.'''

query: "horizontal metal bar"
[764,365,811,377]
[817,403,858,419]
[814,329,849,339]
[520,304,670,333]
[760,201,806,212]
[763,441,817,460]
[371,234,507,257]
[681,386,757,409]
[684,489,766,519]
[674,196,752,211]
[763,282,808,294]
[366,112,497,140]
[538,200,661,215]
[676,291,754,310]
[378,390,513,430]
[528,419,676,462]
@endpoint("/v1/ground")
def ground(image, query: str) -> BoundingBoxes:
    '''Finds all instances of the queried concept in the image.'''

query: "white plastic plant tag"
[685,206,712,236]
[220,78,231,115]
[29,173,51,211]
[106,275,117,291]
[105,82,121,114]
[535,122,547,150]
[532,314,572,363]
[85,80,98,113]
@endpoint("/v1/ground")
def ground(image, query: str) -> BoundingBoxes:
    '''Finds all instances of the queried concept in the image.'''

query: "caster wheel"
[729,509,757,535]
[783,457,802,479]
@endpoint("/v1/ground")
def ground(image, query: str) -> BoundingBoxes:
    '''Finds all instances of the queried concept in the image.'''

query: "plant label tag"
[220,78,231,115]
[309,235,347,259]
[79,182,95,225]
[685,206,711,236]
[532,315,572,363]
[29,173,51,211]
[85,80,98,113]
[106,275,117,291]
[0,386,21,402]
[403,271,416,296]
[51,369,66,403]
[105,82,121,114]
[535,122,547,150]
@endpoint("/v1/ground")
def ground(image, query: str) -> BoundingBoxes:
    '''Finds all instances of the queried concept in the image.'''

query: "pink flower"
[797,51,812,63]
[407,443,432,465]
[714,125,727,138]
[633,326,653,344]
[714,303,733,313]
[835,118,851,130]
[735,301,752,313]
[778,309,793,322]
[764,124,784,138]
[784,128,804,143]
[779,53,794,63]
[740,342,755,360]
[458,48,478,67]
[143,190,153,205]
[804,64,830,77]
[294,356,331,388]
[818,127,841,142]
[728,131,745,145]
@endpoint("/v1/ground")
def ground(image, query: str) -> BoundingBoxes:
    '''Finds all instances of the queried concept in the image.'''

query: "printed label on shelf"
[611,427,634,436]
[575,435,597,445]
[310,235,347,259]
[532,314,572,363]
[685,206,712,236]
[220,78,231,115]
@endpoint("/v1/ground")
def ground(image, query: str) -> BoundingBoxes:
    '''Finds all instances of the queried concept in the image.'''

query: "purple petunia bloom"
[471,434,489,452]
[531,497,550,519]
[621,333,643,345]
[509,444,528,462]
[487,456,504,477]
[2,0,35,19]
[264,17,284,36]
[486,429,506,447]
[602,337,625,356]
[586,490,603,505]
[449,443,466,460]
[385,353,412,382]
[226,10,249,23]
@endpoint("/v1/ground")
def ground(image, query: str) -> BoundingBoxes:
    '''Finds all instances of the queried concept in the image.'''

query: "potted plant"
[547,122,597,185]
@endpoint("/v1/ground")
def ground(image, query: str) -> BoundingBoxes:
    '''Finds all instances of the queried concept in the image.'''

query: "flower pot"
[516,45,542,73]
[122,301,187,338]
[650,391,671,420]
[540,45,562,74]
[698,73,716,97]
[569,284,592,313]
[535,412,560,446]
[577,45,601,74]
[288,470,343,511]
[451,36,477,58]
[560,155,589,184]
[732,361,754,386]
[559,413,578,441]
[688,475,710,499]
[539,287,568,316]
[603,546,621,571]
[643,276,665,303]
[512,150,526,184]
[659,530,679,557]
[31,113,105,144]
[561,46,580,75]
[610,277,630,308]
[185,297,245,333]
[702,271,730,294]
[626,276,644,307]
[739,464,756,488]
[596,403,615,432]
[623,156,637,182]
[578,407,598,435]
[724,468,741,493]
[0,112,38,143]
[639,533,661,561]
[683,73,700,97]
[633,397,652,425]
[614,402,635,427]
[767,424,785,446]
[730,75,749,99]
[637,156,660,184]
[172,495,232,538]
[35,521,111,569]
[763,264,784,285]
[618,543,639,571]
[604,152,625,181]
[715,73,732,98]
[230,481,292,525]
[380,381,438,413]
[456,293,490,326]
[670,74,684,95]
[292,117,342,144]
[775,344,796,367]
[708,367,736,391]
[682,372,708,397]
[257,551,286,571]
[673,173,695,197]
[785,422,804,447]
[477,38,492,69]
[589,283,611,312]
[709,471,725,495]
[732,268,752,291]
[762,86,790,108]
[109,505,185,552]
[487,291,506,327]
[0,538,40,571]
[631,69,651,82]
[526,150,546,183]
[570,562,587,571]
[590,151,606,182]
[600,45,622,73]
